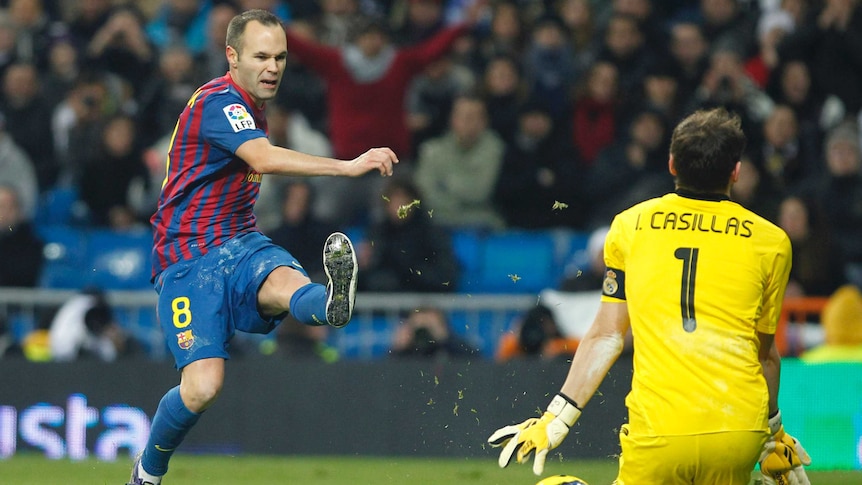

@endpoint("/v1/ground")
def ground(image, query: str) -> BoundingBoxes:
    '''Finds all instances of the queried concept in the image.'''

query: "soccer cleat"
[323,232,358,328]
[126,453,161,485]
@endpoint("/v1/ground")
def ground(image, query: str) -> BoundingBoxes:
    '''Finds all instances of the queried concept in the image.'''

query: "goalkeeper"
[488,108,811,484]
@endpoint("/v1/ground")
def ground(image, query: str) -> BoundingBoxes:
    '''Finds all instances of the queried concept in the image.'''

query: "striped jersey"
[151,73,268,279]
[600,191,792,436]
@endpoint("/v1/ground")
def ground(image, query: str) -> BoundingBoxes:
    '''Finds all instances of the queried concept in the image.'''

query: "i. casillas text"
[636,211,754,237]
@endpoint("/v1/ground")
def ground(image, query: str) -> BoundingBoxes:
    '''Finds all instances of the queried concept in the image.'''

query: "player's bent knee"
[181,358,225,412]
[259,266,311,316]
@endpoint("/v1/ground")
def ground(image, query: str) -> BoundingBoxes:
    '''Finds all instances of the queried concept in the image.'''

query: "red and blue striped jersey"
[151,74,269,279]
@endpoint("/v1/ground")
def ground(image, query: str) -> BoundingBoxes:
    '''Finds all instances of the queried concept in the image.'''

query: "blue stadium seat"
[450,229,483,293]
[86,230,153,290]
[37,225,90,289]
[33,187,88,227]
[478,231,556,294]
[552,229,591,286]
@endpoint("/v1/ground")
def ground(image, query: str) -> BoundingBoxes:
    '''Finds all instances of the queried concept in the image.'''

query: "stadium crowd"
[0,0,861,360]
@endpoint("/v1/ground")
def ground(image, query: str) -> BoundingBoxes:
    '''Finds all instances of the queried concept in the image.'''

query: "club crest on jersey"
[603,270,619,295]
[176,330,195,350]
[223,103,256,132]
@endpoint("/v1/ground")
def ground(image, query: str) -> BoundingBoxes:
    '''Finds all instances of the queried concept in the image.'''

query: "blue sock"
[289,282,327,325]
[141,386,200,476]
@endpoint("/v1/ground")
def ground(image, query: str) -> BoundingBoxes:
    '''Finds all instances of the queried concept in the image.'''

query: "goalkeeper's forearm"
[759,334,781,415]
[559,304,627,409]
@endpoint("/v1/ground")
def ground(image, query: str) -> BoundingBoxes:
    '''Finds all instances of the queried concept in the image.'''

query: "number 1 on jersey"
[674,247,699,332]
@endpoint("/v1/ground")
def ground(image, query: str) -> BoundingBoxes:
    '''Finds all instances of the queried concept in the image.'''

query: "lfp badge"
[223,103,256,132]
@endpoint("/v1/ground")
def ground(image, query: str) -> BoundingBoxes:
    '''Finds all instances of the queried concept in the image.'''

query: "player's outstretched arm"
[488,301,629,476]
[236,138,398,177]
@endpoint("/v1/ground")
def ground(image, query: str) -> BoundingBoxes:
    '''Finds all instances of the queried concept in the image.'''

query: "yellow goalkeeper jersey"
[601,191,791,436]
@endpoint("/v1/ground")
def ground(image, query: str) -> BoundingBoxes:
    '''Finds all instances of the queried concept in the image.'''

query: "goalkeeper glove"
[487,393,582,476]
[759,410,812,485]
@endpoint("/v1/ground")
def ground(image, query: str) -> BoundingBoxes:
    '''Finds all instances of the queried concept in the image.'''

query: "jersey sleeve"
[601,213,629,302]
[200,91,267,154]
[756,233,792,334]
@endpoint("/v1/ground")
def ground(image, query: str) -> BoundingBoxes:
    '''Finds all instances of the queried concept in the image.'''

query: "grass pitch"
[2,454,861,484]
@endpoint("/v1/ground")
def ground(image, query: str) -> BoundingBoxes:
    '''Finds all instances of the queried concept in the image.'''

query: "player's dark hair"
[226,9,281,54]
[670,108,746,193]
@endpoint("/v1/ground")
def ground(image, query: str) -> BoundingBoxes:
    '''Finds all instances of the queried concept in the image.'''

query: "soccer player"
[128,9,398,485]
[488,108,811,484]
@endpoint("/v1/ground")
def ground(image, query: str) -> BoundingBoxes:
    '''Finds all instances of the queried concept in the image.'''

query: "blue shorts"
[153,231,306,369]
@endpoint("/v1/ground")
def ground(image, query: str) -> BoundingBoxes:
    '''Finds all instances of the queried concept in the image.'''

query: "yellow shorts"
[614,425,768,485]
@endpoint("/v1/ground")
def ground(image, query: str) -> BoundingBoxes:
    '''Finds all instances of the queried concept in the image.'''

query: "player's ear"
[668,155,677,176]
[730,161,742,183]
[226,45,238,68]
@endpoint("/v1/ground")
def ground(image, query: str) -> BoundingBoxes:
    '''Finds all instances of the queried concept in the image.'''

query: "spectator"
[777,194,846,298]
[414,93,505,230]
[780,0,862,115]
[494,98,584,229]
[570,60,619,166]
[744,6,796,89]
[730,156,784,223]
[48,288,136,362]
[0,15,19,83]
[799,284,862,363]
[560,225,609,293]
[0,117,38,220]
[495,304,580,362]
[129,133,170,225]
[84,6,155,95]
[800,121,862,289]
[766,59,835,161]
[595,13,655,106]
[667,21,710,107]
[284,15,472,162]
[390,0,447,47]
[274,315,338,362]
[686,38,774,136]
[599,0,668,51]
[7,0,63,70]
[42,39,81,113]
[478,54,525,142]
[521,15,577,121]
[196,1,238,82]
[51,70,118,185]
[267,181,337,283]
[0,62,57,190]
[275,21,328,132]
[79,114,147,227]
[137,44,199,146]
[66,0,115,50]
[308,0,364,47]
[749,104,819,192]
[624,61,683,127]
[696,0,758,59]
[256,98,334,229]
[390,306,478,358]
[358,176,460,292]
[0,184,43,287]
[555,0,597,80]
[145,0,212,55]
[405,53,475,156]
[585,108,673,229]
[283,15,474,224]
[475,1,526,69]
